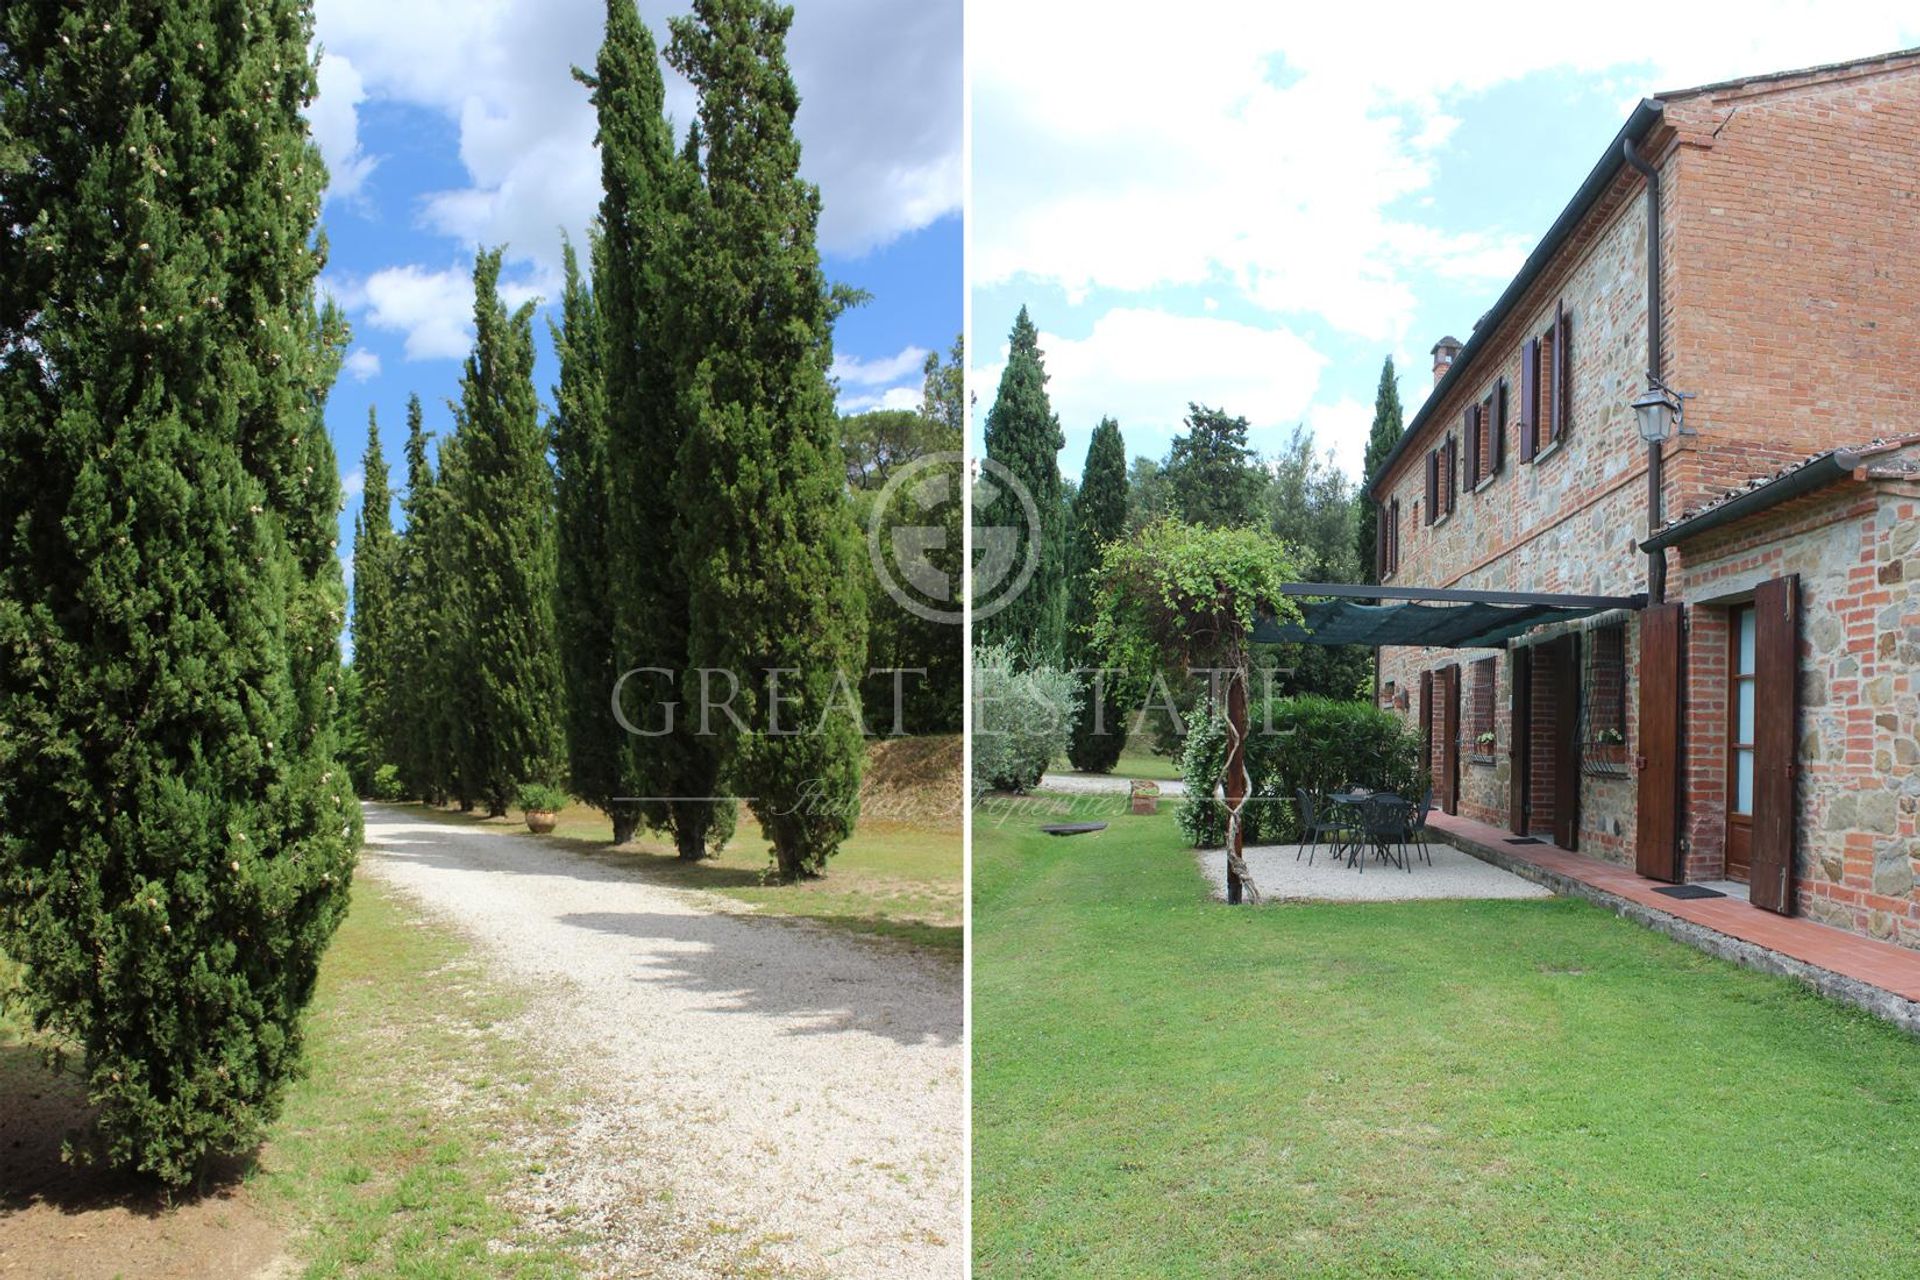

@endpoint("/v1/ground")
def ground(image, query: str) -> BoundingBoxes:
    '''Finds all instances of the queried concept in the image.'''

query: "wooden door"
[1634,603,1685,882]
[1750,575,1800,915]
[1551,636,1581,850]
[1509,645,1531,833]
[1420,670,1434,787]
[1439,665,1461,815]
[1725,604,1755,881]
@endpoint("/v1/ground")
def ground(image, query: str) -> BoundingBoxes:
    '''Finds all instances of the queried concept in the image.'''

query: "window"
[1469,657,1496,761]
[1465,382,1507,489]
[1378,496,1402,577]
[1444,434,1458,516]
[1520,303,1572,461]
[1581,619,1628,776]
[1730,605,1756,814]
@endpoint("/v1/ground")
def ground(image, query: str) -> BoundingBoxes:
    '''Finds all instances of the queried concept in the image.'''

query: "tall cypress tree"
[977,307,1066,660]
[584,0,730,859]
[448,248,562,816]
[352,409,399,775]
[550,235,636,841]
[668,0,869,880]
[0,0,357,1184]
[1066,418,1130,772]
[391,395,438,800]
[1357,356,1403,582]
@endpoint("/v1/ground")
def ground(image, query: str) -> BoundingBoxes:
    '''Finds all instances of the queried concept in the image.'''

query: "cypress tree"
[668,0,869,880]
[584,0,730,859]
[1066,418,1130,772]
[550,236,637,842]
[1357,356,1403,582]
[390,395,439,800]
[447,248,562,817]
[977,307,1067,660]
[352,409,399,777]
[0,0,357,1183]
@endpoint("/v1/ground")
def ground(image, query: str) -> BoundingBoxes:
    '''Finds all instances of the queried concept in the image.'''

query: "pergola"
[1254,582,1647,649]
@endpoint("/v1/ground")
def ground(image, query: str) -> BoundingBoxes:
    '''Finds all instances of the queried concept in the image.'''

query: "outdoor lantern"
[1631,375,1692,445]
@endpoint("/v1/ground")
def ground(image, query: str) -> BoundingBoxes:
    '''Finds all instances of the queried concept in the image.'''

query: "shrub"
[971,643,1078,799]
[1178,696,1427,848]
[371,764,407,803]
[515,782,571,814]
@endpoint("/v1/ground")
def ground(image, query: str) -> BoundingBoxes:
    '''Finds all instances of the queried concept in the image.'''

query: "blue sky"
[306,0,961,614]
[969,2,1920,484]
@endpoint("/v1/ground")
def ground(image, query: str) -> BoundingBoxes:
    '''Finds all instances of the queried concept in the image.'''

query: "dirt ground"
[0,1037,289,1280]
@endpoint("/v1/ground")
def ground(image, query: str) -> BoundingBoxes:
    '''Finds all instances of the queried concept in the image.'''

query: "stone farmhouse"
[1364,48,1920,949]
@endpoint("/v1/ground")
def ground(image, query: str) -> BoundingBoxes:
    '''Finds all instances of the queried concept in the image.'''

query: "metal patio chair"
[1354,793,1416,874]
[1296,788,1350,867]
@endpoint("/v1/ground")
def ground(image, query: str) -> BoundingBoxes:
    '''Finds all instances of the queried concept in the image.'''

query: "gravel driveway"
[357,804,963,1279]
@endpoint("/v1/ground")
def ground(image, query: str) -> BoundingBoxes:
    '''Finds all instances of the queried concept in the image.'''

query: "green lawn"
[397,801,962,957]
[1051,746,1185,783]
[973,803,1920,1279]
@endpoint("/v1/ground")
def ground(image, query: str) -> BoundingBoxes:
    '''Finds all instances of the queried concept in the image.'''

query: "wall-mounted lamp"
[1631,371,1696,445]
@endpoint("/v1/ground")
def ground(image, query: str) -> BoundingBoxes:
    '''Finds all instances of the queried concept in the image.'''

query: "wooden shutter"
[1374,502,1386,577]
[1751,575,1800,914]
[1633,603,1685,882]
[1420,670,1434,781]
[1549,300,1569,444]
[1445,435,1458,514]
[1519,338,1539,462]
[1440,665,1461,814]
[1492,379,1508,474]
[1509,644,1531,833]
[1464,404,1480,489]
[1425,450,1438,523]
[1389,499,1400,574]
[1552,636,1581,850]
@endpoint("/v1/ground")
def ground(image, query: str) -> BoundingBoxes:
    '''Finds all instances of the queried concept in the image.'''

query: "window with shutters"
[1387,498,1401,576]
[1523,303,1572,460]
[1581,618,1629,776]
[1469,657,1497,762]
[1443,434,1458,517]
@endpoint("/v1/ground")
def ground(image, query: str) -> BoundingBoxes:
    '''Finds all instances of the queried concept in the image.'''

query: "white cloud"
[307,51,377,202]
[343,347,381,382]
[323,262,551,361]
[1304,397,1373,481]
[975,308,1327,470]
[342,468,365,500]
[833,344,930,388]
[311,0,960,271]
[971,0,1920,342]
[840,384,924,414]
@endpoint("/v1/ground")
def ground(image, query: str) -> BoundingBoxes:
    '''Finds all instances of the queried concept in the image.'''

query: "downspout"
[1623,136,1666,604]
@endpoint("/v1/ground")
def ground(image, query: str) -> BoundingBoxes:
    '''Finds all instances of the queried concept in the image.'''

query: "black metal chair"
[1408,785,1435,866]
[1296,788,1349,867]
[1354,793,1416,873]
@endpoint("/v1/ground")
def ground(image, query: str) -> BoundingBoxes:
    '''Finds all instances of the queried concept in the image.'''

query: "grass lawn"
[2,874,584,1279]
[1051,746,1185,783]
[974,802,1920,1279]
[402,801,962,958]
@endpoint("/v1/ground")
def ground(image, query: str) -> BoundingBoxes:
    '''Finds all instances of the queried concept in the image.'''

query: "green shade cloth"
[1254,599,1614,650]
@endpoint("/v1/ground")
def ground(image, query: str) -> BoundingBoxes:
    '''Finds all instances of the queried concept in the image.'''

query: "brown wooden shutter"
[1550,300,1569,444]
[1445,435,1458,514]
[1389,499,1400,574]
[1440,665,1461,814]
[1374,501,1386,577]
[1492,379,1508,474]
[1464,404,1480,489]
[1425,450,1437,523]
[1552,637,1581,850]
[1420,670,1434,780]
[1751,575,1800,914]
[1519,338,1538,462]
[1509,644,1531,833]
[1633,602,1685,882]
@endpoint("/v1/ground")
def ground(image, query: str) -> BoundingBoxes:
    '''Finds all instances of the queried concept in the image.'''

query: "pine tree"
[390,395,441,800]
[0,0,357,1184]
[668,0,869,880]
[352,409,399,776]
[1066,418,1130,771]
[445,249,562,817]
[1166,403,1264,529]
[1357,356,1403,582]
[977,307,1067,660]
[583,0,731,859]
[549,236,637,841]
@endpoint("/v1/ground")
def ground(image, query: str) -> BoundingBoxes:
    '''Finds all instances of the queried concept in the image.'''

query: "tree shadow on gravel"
[553,910,961,1049]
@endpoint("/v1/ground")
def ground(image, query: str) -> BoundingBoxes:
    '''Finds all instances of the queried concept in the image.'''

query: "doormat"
[1653,884,1726,900]
[1505,837,1544,845]
[1040,822,1108,836]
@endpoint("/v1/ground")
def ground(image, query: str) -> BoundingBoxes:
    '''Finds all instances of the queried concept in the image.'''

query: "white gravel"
[1037,772,1187,796]
[1195,837,1554,902]
[357,804,963,1280]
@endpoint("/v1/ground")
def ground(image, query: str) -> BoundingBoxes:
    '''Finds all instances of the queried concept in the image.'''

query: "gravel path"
[1196,838,1554,902]
[357,804,963,1279]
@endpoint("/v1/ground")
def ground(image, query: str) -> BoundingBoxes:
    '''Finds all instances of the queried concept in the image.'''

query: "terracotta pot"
[525,810,558,835]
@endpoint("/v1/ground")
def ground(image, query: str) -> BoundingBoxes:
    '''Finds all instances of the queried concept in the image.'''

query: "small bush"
[971,642,1078,798]
[371,764,406,802]
[515,782,570,814]
[1178,695,1427,848]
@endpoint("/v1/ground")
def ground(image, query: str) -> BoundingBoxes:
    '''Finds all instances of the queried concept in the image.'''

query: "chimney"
[1431,336,1463,385]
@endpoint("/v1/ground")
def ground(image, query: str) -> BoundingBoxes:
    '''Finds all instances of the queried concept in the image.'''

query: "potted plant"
[516,782,568,834]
